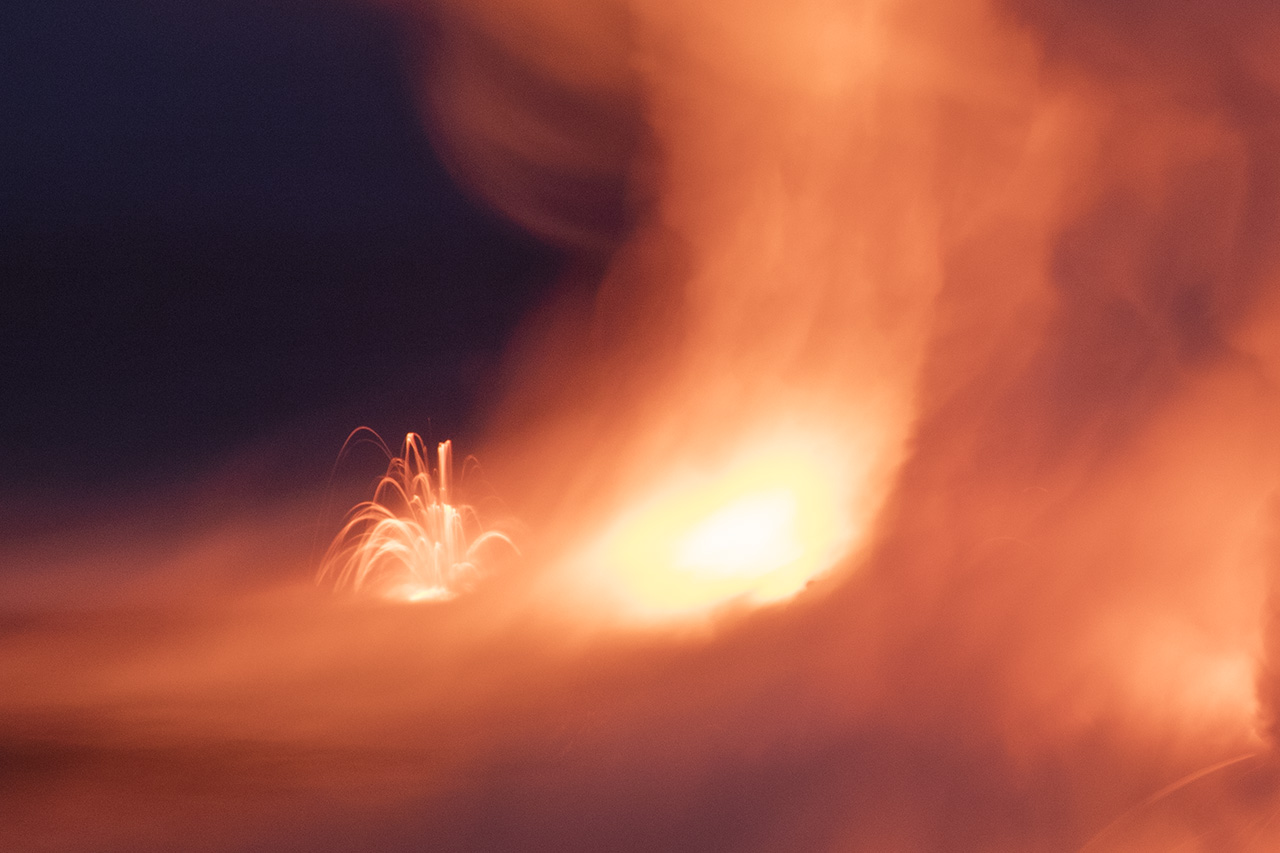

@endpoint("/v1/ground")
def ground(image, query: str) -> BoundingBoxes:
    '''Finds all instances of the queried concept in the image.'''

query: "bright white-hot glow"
[672,489,803,579]
[583,433,860,619]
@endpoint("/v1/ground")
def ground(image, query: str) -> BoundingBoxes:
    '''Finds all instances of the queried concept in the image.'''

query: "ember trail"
[319,431,516,602]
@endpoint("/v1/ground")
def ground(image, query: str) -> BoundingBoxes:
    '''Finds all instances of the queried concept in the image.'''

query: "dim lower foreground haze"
[6,0,1280,850]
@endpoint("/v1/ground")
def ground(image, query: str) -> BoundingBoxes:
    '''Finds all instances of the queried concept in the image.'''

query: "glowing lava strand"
[319,433,514,602]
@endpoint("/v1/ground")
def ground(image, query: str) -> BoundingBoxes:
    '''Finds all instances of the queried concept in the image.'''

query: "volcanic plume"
[5,0,1280,850]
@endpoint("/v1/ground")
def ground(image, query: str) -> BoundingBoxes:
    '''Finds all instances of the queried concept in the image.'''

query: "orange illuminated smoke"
[587,435,857,619]
[319,432,515,602]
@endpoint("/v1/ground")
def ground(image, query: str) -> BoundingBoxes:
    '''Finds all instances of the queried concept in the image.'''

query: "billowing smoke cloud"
[6,0,1280,850]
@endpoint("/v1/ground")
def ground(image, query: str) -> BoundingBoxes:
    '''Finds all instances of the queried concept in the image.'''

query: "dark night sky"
[0,0,564,500]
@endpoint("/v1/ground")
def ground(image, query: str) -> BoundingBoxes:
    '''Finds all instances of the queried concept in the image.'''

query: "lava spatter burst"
[319,431,516,602]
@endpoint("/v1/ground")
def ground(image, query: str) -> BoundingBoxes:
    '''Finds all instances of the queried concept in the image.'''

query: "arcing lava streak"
[6,0,1280,850]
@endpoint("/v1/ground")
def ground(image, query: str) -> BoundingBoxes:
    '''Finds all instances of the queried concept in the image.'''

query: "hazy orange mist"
[7,0,1280,850]
[397,0,1280,844]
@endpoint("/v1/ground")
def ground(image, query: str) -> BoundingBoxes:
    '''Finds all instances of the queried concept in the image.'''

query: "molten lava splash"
[319,431,515,602]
